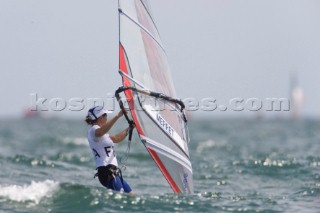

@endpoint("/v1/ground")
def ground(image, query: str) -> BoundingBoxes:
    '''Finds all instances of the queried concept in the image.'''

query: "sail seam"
[138,0,161,37]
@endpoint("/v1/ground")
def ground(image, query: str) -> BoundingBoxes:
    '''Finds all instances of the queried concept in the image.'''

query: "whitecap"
[0,180,59,204]
[62,137,87,146]
[196,139,229,153]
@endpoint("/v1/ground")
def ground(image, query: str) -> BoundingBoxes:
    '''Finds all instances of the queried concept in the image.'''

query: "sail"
[117,0,193,193]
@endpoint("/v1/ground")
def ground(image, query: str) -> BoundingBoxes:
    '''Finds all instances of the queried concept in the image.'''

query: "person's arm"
[95,111,123,137]
[109,127,131,143]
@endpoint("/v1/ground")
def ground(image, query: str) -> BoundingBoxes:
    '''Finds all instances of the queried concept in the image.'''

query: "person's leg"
[122,179,133,194]
[107,176,123,191]
[107,177,133,194]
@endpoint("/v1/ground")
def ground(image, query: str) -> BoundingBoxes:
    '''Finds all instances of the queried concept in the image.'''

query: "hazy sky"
[1,0,319,119]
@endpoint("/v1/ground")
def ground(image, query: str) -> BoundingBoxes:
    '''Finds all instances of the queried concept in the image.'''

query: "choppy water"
[0,117,319,212]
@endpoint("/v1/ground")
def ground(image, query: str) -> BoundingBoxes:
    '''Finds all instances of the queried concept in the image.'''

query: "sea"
[0,117,319,213]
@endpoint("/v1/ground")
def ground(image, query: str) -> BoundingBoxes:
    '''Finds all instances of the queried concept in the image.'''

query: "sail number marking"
[156,113,174,136]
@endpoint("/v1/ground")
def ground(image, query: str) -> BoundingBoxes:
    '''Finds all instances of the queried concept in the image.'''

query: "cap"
[87,106,112,120]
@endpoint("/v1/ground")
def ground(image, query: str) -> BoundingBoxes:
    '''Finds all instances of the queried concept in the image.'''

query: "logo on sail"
[156,113,174,136]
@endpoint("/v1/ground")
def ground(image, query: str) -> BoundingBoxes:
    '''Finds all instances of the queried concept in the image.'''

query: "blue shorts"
[107,176,132,193]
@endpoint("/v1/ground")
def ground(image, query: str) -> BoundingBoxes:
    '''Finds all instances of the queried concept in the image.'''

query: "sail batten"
[119,10,166,52]
[117,0,193,193]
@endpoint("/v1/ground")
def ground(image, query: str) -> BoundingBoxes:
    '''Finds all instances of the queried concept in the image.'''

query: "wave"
[61,137,88,146]
[7,154,56,168]
[0,179,317,213]
[0,180,59,205]
[196,139,231,153]
[6,154,92,173]
[252,157,301,168]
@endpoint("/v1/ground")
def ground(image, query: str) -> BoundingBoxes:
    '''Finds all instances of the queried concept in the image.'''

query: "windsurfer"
[85,106,134,194]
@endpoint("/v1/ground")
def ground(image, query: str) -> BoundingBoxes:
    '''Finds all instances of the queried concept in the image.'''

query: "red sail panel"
[119,43,144,136]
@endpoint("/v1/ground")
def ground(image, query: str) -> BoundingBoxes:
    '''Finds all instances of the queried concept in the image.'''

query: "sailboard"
[115,0,194,193]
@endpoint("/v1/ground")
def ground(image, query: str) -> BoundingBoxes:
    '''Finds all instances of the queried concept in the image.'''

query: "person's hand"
[117,110,124,118]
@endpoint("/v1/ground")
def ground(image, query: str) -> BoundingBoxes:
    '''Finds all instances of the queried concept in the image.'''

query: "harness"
[94,164,124,186]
